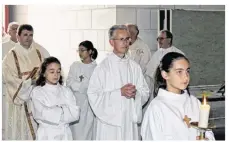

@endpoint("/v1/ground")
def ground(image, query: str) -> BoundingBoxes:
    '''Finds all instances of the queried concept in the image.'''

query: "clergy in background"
[125,24,151,81]
[2,24,48,140]
[2,22,50,140]
[145,30,185,109]
[125,23,152,138]
[2,22,19,59]
[2,22,19,140]
[87,24,149,140]
[2,22,50,60]
[2,26,10,43]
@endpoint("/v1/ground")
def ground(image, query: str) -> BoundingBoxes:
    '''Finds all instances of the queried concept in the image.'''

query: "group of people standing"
[2,22,215,140]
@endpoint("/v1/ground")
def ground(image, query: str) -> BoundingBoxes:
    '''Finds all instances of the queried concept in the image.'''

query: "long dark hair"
[153,52,190,97]
[36,57,63,86]
[79,40,98,60]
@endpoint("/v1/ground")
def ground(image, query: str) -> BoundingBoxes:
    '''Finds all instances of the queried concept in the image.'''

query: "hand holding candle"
[198,93,210,128]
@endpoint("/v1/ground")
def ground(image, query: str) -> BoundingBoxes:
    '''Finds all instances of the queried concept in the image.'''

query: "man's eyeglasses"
[112,37,131,43]
[157,37,168,41]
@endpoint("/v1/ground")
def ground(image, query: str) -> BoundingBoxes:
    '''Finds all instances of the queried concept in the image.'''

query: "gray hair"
[125,23,139,35]
[7,21,19,33]
[108,24,128,40]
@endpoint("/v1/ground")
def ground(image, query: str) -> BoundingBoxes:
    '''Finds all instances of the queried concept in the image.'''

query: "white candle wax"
[198,104,210,128]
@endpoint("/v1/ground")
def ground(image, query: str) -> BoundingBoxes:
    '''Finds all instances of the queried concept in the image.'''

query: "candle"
[198,93,210,128]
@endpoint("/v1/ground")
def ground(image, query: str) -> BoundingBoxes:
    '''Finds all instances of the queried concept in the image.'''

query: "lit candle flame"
[202,93,208,105]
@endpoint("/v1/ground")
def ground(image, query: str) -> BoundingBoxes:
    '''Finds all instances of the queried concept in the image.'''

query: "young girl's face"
[44,62,61,85]
[78,45,91,62]
[162,58,190,94]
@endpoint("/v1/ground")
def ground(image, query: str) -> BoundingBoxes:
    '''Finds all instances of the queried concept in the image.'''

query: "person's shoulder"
[100,55,110,64]
[136,38,150,50]
[2,40,10,46]
[172,46,185,55]
[30,86,43,98]
[129,59,142,69]
[3,46,18,61]
[70,61,81,67]
[61,85,75,95]
[33,41,50,57]
[90,59,110,78]
[129,59,138,65]
[95,55,110,69]
[145,97,164,115]
[32,85,43,91]
[151,49,160,57]
[62,85,71,91]
[33,41,43,48]
[149,97,165,108]
[189,94,200,103]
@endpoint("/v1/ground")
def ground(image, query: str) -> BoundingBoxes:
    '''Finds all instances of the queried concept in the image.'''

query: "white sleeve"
[41,47,50,58]
[144,74,152,92]
[59,88,80,124]
[31,91,63,125]
[17,79,33,101]
[145,54,159,79]
[66,63,81,92]
[133,66,150,123]
[141,105,166,140]
[3,52,25,104]
[87,67,122,127]
[137,72,150,106]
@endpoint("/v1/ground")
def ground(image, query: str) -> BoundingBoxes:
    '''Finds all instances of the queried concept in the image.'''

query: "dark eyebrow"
[175,68,190,70]
[48,68,61,71]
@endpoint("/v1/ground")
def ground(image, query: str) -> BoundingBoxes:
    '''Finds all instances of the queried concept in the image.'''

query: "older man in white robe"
[2,26,10,43]
[125,24,151,76]
[2,22,19,59]
[2,22,19,140]
[87,25,149,140]
[145,30,185,109]
[2,24,49,140]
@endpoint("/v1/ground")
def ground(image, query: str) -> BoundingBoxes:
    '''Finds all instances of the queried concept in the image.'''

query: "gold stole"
[11,49,42,140]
